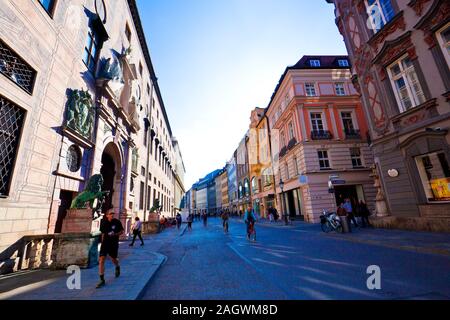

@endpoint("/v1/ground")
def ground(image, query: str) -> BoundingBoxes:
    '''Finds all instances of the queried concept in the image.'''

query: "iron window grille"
[0,39,37,95]
[0,95,26,196]
[311,130,333,140]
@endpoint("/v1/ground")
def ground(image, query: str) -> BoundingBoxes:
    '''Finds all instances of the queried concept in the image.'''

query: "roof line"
[127,0,173,137]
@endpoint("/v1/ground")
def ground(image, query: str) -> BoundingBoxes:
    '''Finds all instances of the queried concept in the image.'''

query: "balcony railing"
[344,129,361,139]
[311,130,332,140]
[287,137,297,150]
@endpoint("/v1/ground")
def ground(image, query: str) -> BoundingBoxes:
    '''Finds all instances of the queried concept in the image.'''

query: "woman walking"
[129,217,144,247]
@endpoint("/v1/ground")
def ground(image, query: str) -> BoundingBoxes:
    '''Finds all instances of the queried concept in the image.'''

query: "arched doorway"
[100,142,122,213]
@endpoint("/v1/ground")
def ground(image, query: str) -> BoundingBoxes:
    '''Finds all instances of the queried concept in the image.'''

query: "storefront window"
[415,152,450,202]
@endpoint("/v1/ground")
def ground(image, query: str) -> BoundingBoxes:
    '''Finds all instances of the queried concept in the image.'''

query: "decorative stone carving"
[131,148,139,174]
[408,0,432,16]
[98,54,125,96]
[65,89,95,140]
[370,165,390,217]
[415,0,450,49]
[369,13,407,52]
[373,32,414,66]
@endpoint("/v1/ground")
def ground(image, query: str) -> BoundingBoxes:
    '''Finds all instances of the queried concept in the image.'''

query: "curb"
[135,252,167,300]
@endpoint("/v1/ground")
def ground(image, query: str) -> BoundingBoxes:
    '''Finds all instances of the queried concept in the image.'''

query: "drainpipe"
[143,80,155,222]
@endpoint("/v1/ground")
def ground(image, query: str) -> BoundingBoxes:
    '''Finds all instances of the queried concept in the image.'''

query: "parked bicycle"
[320,210,343,233]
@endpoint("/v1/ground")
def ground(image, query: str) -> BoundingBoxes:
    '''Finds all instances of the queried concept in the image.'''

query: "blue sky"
[136,0,347,188]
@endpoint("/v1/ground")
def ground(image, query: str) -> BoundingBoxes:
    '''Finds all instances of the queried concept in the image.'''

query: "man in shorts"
[96,209,124,289]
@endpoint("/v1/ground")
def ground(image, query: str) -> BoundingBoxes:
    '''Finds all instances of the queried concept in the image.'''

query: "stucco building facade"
[0,0,182,254]
[327,0,450,231]
[248,108,278,218]
[266,55,376,223]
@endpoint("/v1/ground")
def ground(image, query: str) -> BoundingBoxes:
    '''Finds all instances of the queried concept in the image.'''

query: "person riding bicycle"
[221,210,230,232]
[244,206,256,240]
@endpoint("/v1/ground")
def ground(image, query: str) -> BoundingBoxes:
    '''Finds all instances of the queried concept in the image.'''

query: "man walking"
[176,213,182,230]
[129,216,144,247]
[97,209,124,289]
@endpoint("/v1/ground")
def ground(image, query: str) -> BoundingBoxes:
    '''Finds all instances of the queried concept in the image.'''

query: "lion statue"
[70,174,110,220]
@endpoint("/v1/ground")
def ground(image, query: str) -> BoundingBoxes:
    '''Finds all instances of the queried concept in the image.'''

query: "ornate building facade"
[266,55,376,223]
[0,0,182,253]
[327,0,450,231]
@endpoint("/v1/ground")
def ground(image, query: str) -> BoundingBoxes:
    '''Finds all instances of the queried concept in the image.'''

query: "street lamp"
[279,179,288,225]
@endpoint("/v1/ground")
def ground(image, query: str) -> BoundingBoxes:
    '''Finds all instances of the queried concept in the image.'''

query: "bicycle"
[320,210,343,233]
[247,221,256,242]
[223,219,229,233]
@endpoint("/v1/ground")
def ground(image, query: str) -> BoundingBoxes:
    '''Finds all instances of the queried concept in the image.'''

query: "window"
[244,179,250,197]
[238,183,243,199]
[251,177,258,193]
[0,39,37,95]
[0,95,26,196]
[311,113,324,131]
[335,83,346,96]
[288,122,295,140]
[139,181,145,210]
[350,148,363,168]
[141,166,146,176]
[280,131,286,148]
[365,0,395,33]
[309,60,321,67]
[318,150,331,170]
[305,83,316,96]
[139,61,143,77]
[415,152,450,202]
[38,0,56,16]
[293,157,299,176]
[341,112,355,132]
[437,23,450,69]
[125,23,132,42]
[147,186,152,210]
[285,163,290,180]
[338,59,349,67]
[388,55,426,112]
[82,28,102,73]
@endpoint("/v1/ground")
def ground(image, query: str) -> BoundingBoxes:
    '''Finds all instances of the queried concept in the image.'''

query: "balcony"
[287,138,297,150]
[279,146,288,158]
[311,130,332,140]
[344,129,361,140]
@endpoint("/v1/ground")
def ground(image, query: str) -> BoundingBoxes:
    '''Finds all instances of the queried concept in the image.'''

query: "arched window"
[244,179,250,197]
[238,183,243,199]
[251,177,258,194]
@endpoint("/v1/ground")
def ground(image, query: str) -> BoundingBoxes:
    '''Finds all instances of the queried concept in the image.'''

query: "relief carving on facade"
[65,89,95,140]
[392,98,438,130]
[408,0,433,16]
[365,74,387,131]
[369,12,407,52]
[415,0,450,49]
[373,32,415,67]
[98,53,125,97]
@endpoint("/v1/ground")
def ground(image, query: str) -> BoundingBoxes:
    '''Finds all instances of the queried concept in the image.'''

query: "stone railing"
[0,232,101,275]
[0,235,56,275]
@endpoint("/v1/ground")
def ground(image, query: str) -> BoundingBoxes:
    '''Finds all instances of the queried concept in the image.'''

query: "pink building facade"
[267,56,376,223]
[327,0,450,231]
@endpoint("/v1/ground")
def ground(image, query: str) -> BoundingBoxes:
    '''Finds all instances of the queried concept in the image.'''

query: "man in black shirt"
[96,210,124,289]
